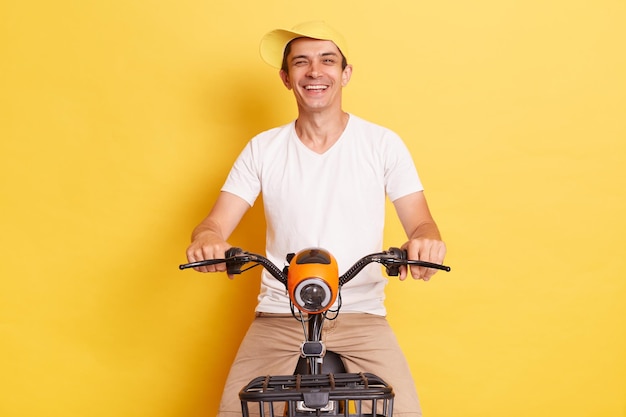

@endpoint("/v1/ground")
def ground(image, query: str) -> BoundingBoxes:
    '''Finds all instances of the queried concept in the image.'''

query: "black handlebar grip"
[388,247,406,259]
[385,247,406,276]
[225,247,243,258]
[225,247,245,275]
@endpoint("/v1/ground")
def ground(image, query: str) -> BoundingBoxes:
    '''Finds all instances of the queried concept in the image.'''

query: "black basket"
[239,372,394,417]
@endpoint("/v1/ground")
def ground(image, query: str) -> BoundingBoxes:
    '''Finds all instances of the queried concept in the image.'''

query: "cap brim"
[259,29,304,69]
[259,22,348,69]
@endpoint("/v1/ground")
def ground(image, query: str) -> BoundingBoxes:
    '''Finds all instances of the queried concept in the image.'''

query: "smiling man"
[186,21,447,416]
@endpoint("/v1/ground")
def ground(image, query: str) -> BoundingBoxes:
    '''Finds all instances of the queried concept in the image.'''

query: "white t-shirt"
[222,114,423,315]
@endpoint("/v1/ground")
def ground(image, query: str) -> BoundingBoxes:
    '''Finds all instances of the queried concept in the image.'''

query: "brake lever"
[178,247,250,275]
[398,259,451,272]
[179,259,227,270]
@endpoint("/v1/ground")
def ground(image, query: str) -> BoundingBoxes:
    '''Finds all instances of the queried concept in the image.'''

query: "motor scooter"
[180,247,450,416]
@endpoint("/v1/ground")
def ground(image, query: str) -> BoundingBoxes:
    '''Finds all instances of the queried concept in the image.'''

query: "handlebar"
[179,247,450,287]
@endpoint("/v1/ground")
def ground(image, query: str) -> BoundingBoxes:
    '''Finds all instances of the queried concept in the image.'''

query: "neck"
[295,110,350,154]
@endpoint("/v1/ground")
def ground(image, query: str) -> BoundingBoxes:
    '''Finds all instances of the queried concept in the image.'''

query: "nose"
[307,62,322,78]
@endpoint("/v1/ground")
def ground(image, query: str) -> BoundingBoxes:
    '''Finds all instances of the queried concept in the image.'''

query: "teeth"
[305,85,327,90]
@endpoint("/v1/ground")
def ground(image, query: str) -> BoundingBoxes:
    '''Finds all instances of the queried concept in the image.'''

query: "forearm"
[393,192,442,241]
[393,191,446,280]
[191,217,226,242]
[406,219,442,241]
[186,192,250,271]
[190,191,250,243]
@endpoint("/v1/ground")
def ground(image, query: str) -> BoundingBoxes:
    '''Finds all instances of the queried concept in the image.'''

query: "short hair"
[281,38,348,73]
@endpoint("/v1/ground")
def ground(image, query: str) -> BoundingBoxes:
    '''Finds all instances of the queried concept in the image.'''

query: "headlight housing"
[287,248,339,314]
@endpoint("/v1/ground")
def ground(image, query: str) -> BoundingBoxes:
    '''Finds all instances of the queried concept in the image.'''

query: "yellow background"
[1,0,625,416]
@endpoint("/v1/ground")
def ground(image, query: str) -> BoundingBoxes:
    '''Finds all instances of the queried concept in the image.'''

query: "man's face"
[280,38,352,113]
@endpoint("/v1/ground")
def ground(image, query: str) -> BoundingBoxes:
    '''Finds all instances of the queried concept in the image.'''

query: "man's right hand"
[185,191,251,276]
[185,233,232,274]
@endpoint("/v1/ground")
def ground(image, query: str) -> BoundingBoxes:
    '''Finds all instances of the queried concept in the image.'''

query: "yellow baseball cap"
[259,21,349,69]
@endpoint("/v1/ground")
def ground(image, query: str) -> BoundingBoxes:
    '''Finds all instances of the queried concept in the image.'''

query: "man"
[186,21,447,416]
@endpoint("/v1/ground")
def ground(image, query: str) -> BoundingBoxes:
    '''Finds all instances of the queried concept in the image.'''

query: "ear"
[341,64,353,87]
[279,69,292,90]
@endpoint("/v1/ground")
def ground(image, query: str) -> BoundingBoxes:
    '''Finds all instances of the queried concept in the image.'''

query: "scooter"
[180,247,450,416]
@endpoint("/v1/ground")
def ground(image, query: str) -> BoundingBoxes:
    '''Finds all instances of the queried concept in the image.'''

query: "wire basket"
[239,372,394,417]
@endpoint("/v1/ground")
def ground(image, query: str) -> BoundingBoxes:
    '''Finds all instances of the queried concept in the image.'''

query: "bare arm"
[393,191,447,281]
[185,191,251,274]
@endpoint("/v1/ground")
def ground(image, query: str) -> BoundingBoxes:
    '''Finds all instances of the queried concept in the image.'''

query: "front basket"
[239,372,394,417]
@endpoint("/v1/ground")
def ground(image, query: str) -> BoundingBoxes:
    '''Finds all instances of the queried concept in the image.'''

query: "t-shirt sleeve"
[221,141,261,207]
[384,132,424,202]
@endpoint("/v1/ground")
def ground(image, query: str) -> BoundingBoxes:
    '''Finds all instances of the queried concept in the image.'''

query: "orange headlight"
[287,248,339,314]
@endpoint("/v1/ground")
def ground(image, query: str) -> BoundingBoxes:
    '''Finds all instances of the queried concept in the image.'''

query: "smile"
[304,85,328,91]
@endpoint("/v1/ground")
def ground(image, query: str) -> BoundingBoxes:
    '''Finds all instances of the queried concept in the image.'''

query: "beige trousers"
[217,312,422,417]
